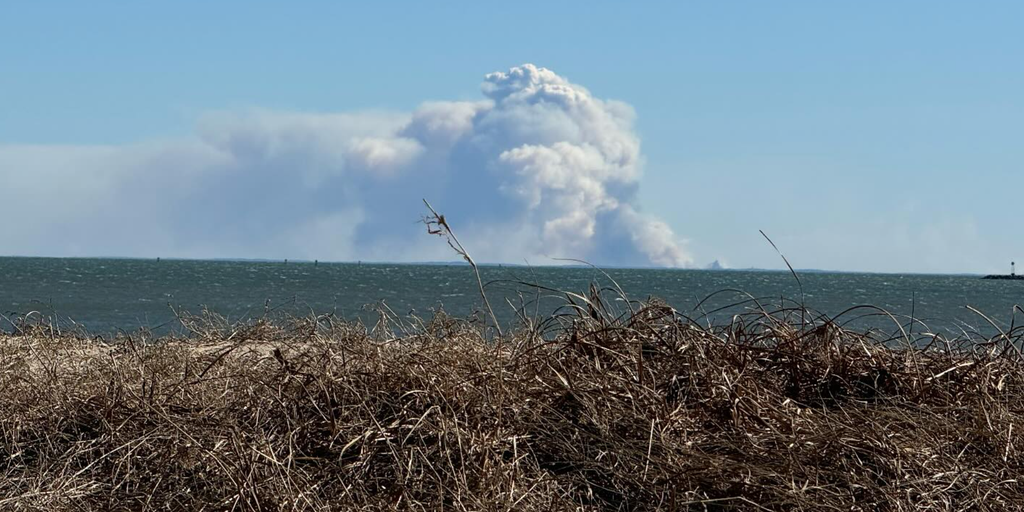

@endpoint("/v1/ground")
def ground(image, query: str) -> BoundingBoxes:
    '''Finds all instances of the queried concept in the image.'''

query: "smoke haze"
[0,64,690,267]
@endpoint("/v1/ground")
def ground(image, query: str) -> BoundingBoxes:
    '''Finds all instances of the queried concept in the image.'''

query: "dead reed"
[1,291,1022,511]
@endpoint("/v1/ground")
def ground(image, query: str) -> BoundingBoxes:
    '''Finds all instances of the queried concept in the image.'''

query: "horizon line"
[0,254,991,277]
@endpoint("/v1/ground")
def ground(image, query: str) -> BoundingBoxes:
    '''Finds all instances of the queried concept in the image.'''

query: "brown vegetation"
[1,294,1023,510]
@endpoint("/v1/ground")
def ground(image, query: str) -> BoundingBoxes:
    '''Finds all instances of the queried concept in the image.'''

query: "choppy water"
[1,257,1022,336]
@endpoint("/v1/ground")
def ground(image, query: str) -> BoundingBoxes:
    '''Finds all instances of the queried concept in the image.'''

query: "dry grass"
[1,292,1023,511]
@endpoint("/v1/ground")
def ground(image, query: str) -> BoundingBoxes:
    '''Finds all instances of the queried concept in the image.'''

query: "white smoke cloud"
[0,64,692,267]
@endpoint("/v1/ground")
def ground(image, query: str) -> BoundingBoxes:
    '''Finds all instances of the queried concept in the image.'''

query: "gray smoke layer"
[0,64,691,266]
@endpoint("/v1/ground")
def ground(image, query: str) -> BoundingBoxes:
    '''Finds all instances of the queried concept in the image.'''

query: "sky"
[1,2,1022,274]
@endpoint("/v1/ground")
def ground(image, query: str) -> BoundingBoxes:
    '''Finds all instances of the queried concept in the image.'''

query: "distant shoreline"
[0,254,989,277]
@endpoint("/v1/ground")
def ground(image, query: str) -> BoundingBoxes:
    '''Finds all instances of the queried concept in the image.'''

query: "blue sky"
[2,2,1022,273]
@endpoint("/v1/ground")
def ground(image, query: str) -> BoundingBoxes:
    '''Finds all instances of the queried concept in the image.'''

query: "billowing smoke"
[0,64,691,267]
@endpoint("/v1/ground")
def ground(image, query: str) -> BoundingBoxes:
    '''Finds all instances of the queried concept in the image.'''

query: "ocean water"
[1,257,1022,337]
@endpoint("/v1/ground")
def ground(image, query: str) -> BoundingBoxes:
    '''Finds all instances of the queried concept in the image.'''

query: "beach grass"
[1,293,1022,511]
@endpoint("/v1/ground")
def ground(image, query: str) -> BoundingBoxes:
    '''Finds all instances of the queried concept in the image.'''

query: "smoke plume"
[0,64,691,266]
